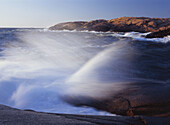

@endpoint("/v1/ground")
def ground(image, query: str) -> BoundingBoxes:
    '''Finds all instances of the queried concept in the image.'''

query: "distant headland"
[49,17,170,38]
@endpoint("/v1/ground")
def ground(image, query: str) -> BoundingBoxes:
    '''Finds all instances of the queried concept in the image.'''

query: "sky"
[0,0,169,28]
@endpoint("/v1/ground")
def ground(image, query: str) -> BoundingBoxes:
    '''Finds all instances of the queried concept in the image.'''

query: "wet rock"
[63,41,170,117]
[146,27,170,38]
[64,84,170,117]
[0,104,169,125]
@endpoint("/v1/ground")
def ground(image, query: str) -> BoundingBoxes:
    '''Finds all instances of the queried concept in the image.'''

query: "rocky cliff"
[49,17,170,37]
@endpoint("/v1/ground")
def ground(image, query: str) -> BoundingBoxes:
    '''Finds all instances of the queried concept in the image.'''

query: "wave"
[44,29,170,43]
[0,29,116,115]
[0,28,169,115]
[114,32,170,43]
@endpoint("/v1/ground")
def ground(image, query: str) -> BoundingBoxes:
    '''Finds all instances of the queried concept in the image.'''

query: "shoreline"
[0,104,169,125]
[49,17,170,38]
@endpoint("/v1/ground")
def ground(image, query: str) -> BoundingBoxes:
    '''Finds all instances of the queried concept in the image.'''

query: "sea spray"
[65,41,135,99]
[63,39,169,109]
[0,29,169,115]
[0,29,114,115]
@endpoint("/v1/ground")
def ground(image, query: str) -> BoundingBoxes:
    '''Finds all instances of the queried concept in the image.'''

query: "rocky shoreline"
[0,104,169,125]
[49,17,170,38]
[64,83,170,117]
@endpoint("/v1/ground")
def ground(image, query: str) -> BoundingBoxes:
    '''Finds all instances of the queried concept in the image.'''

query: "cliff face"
[49,17,170,37]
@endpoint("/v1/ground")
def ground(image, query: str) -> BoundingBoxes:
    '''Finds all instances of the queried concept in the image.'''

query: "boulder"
[146,27,170,38]
[64,82,170,117]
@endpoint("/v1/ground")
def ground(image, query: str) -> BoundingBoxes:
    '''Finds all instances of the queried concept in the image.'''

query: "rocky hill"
[49,17,170,38]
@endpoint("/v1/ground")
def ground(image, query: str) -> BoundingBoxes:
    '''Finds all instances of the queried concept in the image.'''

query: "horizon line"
[0,16,169,28]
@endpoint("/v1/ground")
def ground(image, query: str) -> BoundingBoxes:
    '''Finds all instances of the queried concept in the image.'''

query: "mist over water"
[0,28,169,115]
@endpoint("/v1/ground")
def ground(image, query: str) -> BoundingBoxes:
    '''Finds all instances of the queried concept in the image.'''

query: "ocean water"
[0,28,169,115]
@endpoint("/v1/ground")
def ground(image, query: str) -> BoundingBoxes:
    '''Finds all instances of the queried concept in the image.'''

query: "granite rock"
[0,104,169,125]
[49,17,170,37]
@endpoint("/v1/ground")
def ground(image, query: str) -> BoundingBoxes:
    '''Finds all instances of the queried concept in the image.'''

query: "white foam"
[0,29,168,115]
[66,41,137,99]
[134,35,170,43]
[47,29,170,43]
[111,32,170,43]
[0,30,114,115]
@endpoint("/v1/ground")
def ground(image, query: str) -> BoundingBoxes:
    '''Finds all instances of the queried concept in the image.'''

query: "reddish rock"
[49,17,170,37]
[64,84,170,117]
[108,17,170,32]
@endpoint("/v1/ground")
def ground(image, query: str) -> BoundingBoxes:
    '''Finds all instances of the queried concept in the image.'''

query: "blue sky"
[0,0,169,27]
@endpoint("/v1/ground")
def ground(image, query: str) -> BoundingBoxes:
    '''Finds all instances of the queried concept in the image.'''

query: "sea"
[0,28,169,115]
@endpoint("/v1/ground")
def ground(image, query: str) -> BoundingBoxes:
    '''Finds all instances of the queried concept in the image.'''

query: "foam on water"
[0,30,113,115]
[45,29,170,43]
[0,28,169,116]
[110,31,170,43]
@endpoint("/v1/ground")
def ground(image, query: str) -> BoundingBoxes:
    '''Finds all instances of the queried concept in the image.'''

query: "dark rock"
[0,104,169,125]
[83,19,112,32]
[146,27,170,38]
[64,85,170,117]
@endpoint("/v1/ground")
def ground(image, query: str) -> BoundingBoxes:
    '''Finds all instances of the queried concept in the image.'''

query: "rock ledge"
[0,104,169,125]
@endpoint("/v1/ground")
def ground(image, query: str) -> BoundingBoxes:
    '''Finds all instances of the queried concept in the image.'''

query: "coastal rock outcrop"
[49,21,87,31]
[63,41,170,117]
[146,27,170,38]
[64,83,170,117]
[0,104,169,125]
[49,17,170,37]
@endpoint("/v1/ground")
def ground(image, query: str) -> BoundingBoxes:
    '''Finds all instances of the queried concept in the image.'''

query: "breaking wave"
[44,29,170,43]
[0,28,169,115]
